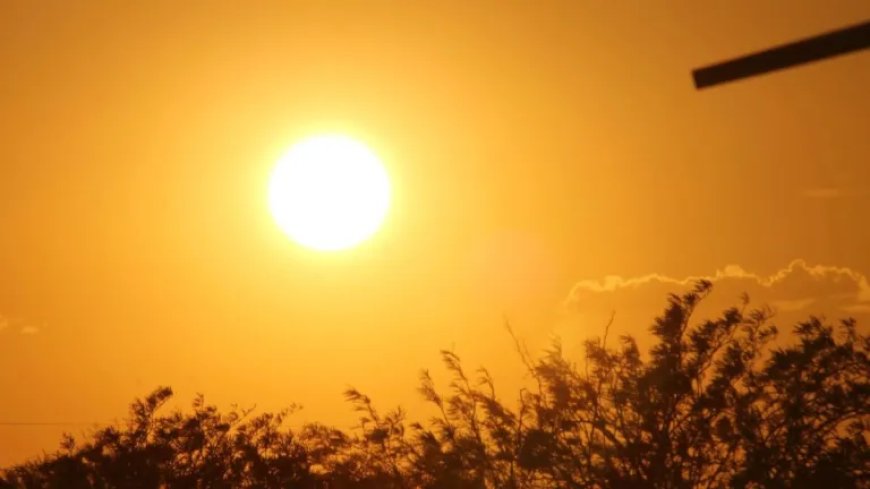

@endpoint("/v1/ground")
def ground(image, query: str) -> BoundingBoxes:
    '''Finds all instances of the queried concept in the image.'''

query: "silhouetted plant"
[2,282,867,488]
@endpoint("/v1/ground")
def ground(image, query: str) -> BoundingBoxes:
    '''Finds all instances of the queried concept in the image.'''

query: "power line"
[0,422,103,427]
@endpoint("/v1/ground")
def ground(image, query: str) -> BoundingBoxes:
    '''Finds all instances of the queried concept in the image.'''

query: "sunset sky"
[2,1,869,465]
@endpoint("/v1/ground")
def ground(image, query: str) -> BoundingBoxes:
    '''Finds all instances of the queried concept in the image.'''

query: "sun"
[268,135,391,251]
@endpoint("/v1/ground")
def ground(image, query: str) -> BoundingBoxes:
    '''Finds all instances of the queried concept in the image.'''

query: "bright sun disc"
[269,135,391,251]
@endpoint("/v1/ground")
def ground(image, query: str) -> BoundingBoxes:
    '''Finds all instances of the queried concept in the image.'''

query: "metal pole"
[692,20,870,89]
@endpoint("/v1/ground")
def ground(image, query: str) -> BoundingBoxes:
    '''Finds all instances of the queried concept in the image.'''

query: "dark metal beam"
[692,20,870,89]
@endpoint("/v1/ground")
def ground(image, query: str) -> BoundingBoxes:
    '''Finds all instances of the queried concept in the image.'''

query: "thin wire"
[0,422,103,426]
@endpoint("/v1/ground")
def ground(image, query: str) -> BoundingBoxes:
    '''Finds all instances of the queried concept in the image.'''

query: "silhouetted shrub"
[2,282,868,488]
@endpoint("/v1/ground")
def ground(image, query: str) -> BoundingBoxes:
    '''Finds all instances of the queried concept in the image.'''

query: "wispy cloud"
[569,259,870,306]
[20,325,39,335]
[0,315,41,336]
[803,187,843,199]
[562,260,870,343]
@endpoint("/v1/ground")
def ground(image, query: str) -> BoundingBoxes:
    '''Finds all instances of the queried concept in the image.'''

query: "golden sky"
[1,1,869,465]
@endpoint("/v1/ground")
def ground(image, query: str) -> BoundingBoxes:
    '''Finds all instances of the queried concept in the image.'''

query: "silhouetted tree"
[1,388,315,489]
[2,282,867,488]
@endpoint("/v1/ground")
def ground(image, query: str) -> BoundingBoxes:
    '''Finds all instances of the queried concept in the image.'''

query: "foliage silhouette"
[2,282,868,488]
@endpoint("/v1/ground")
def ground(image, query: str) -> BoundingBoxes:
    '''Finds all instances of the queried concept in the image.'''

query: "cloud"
[20,325,39,335]
[569,260,870,306]
[803,188,843,199]
[769,297,816,312]
[560,260,870,347]
[0,315,41,335]
[843,304,870,314]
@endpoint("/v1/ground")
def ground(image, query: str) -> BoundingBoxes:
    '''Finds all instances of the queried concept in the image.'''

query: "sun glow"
[268,135,391,251]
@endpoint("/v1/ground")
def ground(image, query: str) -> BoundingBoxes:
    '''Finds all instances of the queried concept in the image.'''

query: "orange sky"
[1,1,869,465]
